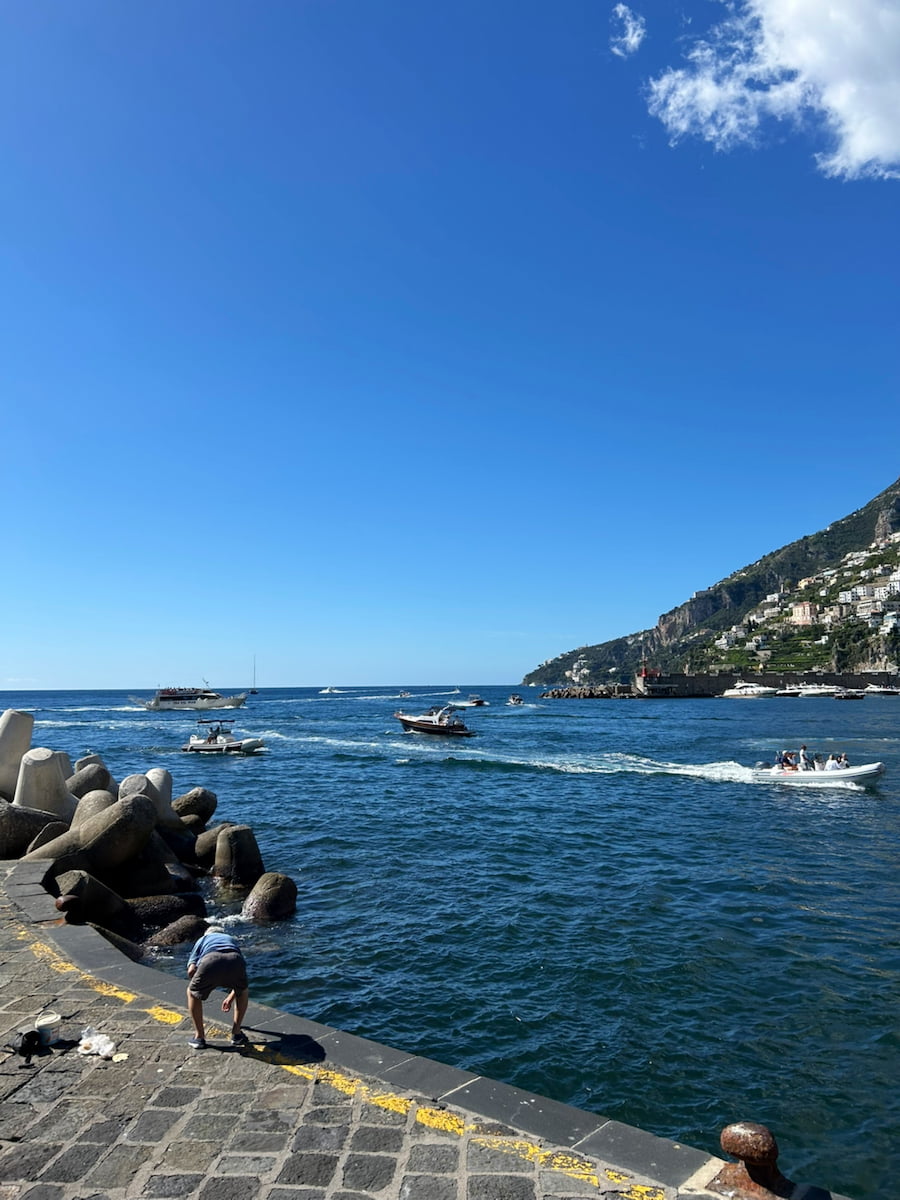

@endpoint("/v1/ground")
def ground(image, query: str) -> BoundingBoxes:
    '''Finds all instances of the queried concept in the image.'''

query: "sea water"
[4,685,898,1200]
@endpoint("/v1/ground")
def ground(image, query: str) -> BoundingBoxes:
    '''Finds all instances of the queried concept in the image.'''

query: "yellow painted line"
[19,924,664,1194]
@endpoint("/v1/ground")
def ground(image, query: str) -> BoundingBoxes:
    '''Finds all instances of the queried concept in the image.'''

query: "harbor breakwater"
[541,671,900,699]
[0,707,298,960]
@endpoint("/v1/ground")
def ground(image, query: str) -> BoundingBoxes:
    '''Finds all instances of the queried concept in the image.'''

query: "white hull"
[134,693,248,711]
[752,762,885,785]
[182,735,264,755]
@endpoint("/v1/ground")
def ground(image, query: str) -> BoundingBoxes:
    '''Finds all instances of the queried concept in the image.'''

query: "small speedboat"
[181,721,265,755]
[751,761,885,785]
[507,694,524,706]
[453,694,490,707]
[393,706,475,737]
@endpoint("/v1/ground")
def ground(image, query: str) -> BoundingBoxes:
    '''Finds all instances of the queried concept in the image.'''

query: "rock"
[213,824,265,888]
[26,822,70,853]
[119,773,160,803]
[172,787,218,824]
[127,893,207,933]
[194,822,235,866]
[144,914,208,947]
[0,709,34,800]
[53,869,142,939]
[66,762,111,799]
[12,748,78,822]
[71,789,117,828]
[0,801,63,858]
[22,794,158,879]
[241,872,298,921]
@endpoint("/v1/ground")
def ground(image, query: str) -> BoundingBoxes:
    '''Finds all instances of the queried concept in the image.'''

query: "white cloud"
[646,0,900,180]
[611,4,647,58]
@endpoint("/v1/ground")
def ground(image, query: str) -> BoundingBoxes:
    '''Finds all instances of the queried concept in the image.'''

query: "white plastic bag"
[77,1026,117,1059]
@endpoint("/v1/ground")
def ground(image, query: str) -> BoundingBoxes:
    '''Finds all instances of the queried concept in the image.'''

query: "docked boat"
[507,694,524,705]
[132,686,247,711]
[393,706,476,737]
[834,689,865,700]
[751,761,885,786]
[181,721,265,755]
[864,684,900,695]
[798,683,839,697]
[721,681,778,698]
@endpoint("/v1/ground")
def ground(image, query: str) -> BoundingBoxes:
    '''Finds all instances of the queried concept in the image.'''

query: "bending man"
[186,925,249,1049]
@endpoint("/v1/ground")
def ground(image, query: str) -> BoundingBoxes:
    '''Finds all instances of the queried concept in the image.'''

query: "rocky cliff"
[523,475,900,686]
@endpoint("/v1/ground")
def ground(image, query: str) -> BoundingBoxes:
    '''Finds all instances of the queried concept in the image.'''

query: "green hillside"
[523,476,900,687]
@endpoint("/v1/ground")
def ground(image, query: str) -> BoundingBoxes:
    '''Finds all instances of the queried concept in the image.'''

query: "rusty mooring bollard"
[709,1122,793,1198]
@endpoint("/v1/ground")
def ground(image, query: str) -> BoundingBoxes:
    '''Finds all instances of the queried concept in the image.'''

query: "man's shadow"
[228,1027,326,1066]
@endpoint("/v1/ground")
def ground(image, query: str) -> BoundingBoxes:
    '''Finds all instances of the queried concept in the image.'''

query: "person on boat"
[781,750,798,770]
[798,744,812,770]
[825,754,840,770]
[838,752,850,768]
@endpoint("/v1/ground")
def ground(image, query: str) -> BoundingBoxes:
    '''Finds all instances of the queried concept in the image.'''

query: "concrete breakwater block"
[242,871,298,920]
[213,824,265,887]
[23,793,158,878]
[0,801,61,858]
[67,762,111,799]
[0,709,34,799]
[12,748,78,822]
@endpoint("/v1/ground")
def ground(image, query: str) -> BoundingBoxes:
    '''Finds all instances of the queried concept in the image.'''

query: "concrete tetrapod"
[0,708,34,799]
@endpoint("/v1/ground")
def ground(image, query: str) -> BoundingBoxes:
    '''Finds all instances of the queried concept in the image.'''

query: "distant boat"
[394,706,475,737]
[181,720,265,755]
[454,694,490,707]
[319,686,343,694]
[507,694,524,706]
[131,687,247,711]
[721,681,778,698]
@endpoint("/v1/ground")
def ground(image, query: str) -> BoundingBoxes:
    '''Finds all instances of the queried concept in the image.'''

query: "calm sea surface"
[3,685,898,1199]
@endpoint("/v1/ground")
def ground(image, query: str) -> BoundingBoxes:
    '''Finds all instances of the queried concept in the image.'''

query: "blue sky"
[2,0,899,688]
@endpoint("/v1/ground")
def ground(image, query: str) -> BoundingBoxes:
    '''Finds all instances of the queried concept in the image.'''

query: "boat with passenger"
[132,686,248,711]
[393,706,476,737]
[453,694,489,707]
[721,681,778,698]
[181,720,265,755]
[751,760,884,785]
[507,694,524,705]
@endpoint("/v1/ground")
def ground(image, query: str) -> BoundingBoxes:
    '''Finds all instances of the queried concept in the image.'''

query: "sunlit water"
[4,685,898,1199]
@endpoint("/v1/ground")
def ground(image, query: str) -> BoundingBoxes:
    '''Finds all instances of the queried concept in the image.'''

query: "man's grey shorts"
[188,951,248,1000]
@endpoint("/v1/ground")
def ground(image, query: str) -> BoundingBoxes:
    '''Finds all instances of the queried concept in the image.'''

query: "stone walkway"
[0,859,829,1200]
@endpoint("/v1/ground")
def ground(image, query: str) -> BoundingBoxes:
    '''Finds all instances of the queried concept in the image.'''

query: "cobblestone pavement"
[0,860,732,1200]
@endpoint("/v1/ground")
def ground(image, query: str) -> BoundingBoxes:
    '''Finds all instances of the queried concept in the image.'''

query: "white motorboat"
[452,694,490,707]
[181,720,265,755]
[797,683,839,697]
[751,761,885,786]
[507,694,524,706]
[132,686,247,711]
[721,681,778,698]
[393,706,476,737]
[864,684,900,695]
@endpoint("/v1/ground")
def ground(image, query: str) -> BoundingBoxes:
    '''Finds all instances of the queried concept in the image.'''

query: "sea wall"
[542,671,900,699]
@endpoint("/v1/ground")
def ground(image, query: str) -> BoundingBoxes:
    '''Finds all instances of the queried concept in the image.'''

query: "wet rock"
[213,824,265,888]
[242,872,298,921]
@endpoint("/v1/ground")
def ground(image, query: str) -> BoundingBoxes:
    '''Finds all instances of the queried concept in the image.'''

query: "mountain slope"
[523,476,900,686]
